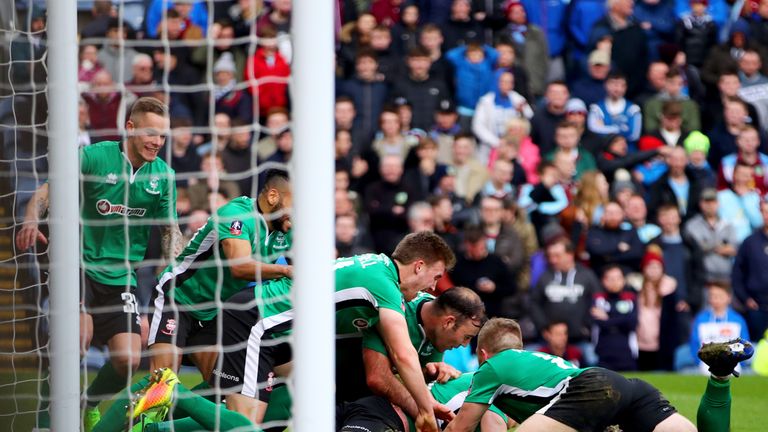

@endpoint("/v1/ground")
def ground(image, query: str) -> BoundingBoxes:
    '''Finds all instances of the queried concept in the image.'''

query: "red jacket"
[245,47,291,114]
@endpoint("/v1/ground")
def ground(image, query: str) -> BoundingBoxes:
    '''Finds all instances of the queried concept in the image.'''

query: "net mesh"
[1,1,294,430]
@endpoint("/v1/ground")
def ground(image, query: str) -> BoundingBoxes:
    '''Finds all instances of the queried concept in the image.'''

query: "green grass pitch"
[1,371,766,430]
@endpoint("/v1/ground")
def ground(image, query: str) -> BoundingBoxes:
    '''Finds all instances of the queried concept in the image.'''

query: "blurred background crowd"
[6,0,768,374]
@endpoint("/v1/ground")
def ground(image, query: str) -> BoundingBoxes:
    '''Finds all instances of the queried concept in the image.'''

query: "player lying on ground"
[16,97,182,431]
[444,318,698,432]
[212,232,456,432]
[148,169,292,384]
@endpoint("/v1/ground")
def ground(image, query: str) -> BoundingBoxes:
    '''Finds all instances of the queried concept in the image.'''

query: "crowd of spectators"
[15,0,768,373]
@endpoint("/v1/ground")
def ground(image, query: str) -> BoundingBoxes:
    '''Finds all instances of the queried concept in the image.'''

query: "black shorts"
[337,396,405,432]
[208,288,293,401]
[82,274,141,346]
[147,282,218,349]
[540,368,677,432]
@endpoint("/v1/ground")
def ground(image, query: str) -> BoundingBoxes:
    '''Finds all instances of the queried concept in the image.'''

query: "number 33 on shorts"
[121,292,141,325]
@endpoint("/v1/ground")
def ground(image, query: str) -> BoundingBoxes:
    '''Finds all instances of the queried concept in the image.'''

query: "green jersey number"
[531,352,577,370]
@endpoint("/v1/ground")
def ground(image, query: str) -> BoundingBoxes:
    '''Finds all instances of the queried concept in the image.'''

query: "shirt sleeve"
[215,204,254,243]
[79,145,92,175]
[464,363,500,405]
[158,168,178,222]
[362,328,388,356]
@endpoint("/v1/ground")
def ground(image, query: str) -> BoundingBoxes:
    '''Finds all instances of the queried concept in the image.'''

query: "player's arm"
[16,182,49,250]
[160,223,184,260]
[479,410,508,432]
[377,308,438,432]
[443,402,488,432]
[363,347,420,419]
[221,238,292,280]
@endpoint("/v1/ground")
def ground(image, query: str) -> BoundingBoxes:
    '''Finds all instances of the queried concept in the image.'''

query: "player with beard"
[147,169,293,384]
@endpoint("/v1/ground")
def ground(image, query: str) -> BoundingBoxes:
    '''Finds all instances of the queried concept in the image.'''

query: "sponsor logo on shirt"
[161,318,177,336]
[352,318,369,329]
[105,173,118,184]
[230,220,243,235]
[96,199,147,217]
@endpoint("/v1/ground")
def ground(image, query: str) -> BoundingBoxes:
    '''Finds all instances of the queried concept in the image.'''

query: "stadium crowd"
[12,0,768,375]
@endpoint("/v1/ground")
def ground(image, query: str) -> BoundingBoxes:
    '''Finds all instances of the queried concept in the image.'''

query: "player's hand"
[433,401,455,422]
[425,362,461,383]
[415,410,439,432]
[282,265,293,279]
[16,222,47,250]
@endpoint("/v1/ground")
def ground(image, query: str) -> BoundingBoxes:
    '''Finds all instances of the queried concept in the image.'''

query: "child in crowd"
[690,281,751,374]
[592,265,639,371]
[537,321,586,367]
[445,42,498,125]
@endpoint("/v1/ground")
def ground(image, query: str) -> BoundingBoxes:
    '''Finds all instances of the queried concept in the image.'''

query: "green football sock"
[86,361,131,408]
[169,384,260,431]
[91,375,151,432]
[696,376,731,432]
[144,417,204,432]
[190,380,218,403]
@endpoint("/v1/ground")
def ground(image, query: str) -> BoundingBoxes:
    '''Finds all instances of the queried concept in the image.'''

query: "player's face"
[433,318,480,352]
[401,260,446,301]
[126,112,169,163]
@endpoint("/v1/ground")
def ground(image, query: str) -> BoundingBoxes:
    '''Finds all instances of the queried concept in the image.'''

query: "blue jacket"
[675,0,730,30]
[568,0,607,60]
[445,45,498,112]
[521,0,570,56]
[733,230,768,307]
[634,0,677,60]
[593,289,639,371]
[690,307,750,364]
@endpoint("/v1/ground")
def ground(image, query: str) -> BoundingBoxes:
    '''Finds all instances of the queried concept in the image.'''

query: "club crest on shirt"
[105,173,118,184]
[230,220,243,235]
[145,175,160,195]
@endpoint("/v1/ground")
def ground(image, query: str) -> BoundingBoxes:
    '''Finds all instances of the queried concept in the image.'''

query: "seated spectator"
[497,0,549,98]
[571,49,610,107]
[369,25,401,83]
[654,203,704,312]
[430,194,461,251]
[407,201,436,233]
[403,137,448,201]
[222,119,255,196]
[531,237,599,358]
[586,201,645,273]
[449,226,515,318]
[246,26,291,119]
[372,108,418,160]
[732,199,768,340]
[429,98,462,165]
[449,133,488,205]
[690,281,751,374]
[337,50,389,143]
[167,118,201,186]
[684,187,739,282]
[188,153,242,212]
[718,125,768,194]
[335,213,374,258]
[519,162,569,243]
[644,72,700,135]
[191,20,248,82]
[126,54,157,99]
[647,146,708,222]
[364,155,415,253]
[625,193,662,244]
[564,98,606,157]
[445,42,498,124]
[537,321,586,367]
[391,46,450,130]
[81,69,136,142]
[472,70,533,161]
[674,0,718,69]
[587,72,642,150]
[636,245,679,371]
[592,265,638,371]
[213,53,253,125]
[531,81,570,155]
[489,118,539,184]
[545,121,597,181]
[442,0,483,50]
[493,40,531,102]
[78,44,103,87]
[717,163,763,244]
[98,18,138,83]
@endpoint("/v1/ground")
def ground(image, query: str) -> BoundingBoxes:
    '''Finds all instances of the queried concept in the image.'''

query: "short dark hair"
[544,320,569,331]
[606,71,627,82]
[707,280,732,293]
[545,235,574,254]
[392,231,456,269]
[556,120,579,131]
[435,287,487,327]
[355,49,378,63]
[262,169,290,192]
[130,97,168,122]
[407,46,431,58]
[462,225,485,244]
